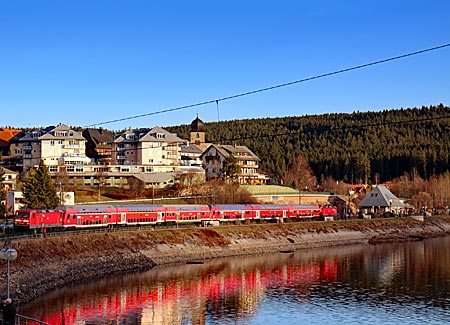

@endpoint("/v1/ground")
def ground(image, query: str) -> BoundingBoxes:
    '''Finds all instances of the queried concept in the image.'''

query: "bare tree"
[284,155,317,191]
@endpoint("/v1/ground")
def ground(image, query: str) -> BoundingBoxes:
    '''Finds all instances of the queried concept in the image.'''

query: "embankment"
[3,217,450,305]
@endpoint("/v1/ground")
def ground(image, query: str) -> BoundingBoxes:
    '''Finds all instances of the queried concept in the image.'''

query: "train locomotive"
[14,204,338,231]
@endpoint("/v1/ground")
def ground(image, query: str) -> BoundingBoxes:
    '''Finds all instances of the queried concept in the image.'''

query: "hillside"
[167,104,450,183]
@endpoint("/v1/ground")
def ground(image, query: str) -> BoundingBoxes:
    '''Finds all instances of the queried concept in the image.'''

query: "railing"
[0,312,51,325]
[15,313,51,324]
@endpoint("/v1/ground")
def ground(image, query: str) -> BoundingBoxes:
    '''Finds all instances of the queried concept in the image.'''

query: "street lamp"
[0,247,18,299]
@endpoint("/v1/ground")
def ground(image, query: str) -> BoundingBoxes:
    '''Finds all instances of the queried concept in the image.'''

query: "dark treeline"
[167,104,450,184]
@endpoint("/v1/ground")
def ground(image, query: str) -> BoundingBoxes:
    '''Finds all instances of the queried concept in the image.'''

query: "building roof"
[0,127,21,146]
[83,128,114,145]
[0,166,18,175]
[190,116,206,132]
[241,185,299,195]
[9,126,54,142]
[39,124,85,140]
[357,185,407,208]
[133,172,177,183]
[200,144,260,161]
[179,143,203,154]
[114,126,185,144]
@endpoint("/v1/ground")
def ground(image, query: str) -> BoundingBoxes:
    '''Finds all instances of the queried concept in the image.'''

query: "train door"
[77,216,81,226]
[283,210,287,219]
[103,215,108,224]
[157,212,163,223]
[255,210,260,219]
[121,213,126,224]
[197,212,200,220]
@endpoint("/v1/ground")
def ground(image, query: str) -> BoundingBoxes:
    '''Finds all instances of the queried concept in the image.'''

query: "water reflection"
[21,237,450,324]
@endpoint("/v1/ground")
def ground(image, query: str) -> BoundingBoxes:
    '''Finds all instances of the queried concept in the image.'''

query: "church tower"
[190,115,206,146]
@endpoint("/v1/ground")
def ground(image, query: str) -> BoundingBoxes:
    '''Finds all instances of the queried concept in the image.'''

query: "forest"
[167,104,450,185]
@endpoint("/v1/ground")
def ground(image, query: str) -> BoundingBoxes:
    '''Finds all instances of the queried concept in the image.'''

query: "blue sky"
[1,1,449,130]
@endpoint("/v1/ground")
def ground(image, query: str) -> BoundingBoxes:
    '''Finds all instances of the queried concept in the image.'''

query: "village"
[0,115,420,220]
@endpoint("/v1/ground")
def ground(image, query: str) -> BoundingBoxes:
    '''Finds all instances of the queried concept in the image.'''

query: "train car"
[246,204,289,221]
[114,204,164,226]
[209,204,248,222]
[14,209,64,230]
[288,205,322,219]
[61,205,120,228]
[320,205,339,219]
[161,204,211,223]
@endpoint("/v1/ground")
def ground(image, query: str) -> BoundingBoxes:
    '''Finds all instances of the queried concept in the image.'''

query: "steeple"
[190,114,206,145]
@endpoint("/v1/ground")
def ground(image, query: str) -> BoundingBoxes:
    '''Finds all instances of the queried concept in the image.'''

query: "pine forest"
[167,104,450,184]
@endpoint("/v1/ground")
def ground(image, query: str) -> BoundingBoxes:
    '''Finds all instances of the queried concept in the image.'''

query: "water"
[20,237,450,324]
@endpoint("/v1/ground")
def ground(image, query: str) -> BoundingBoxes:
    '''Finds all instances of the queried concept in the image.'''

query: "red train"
[14,204,338,231]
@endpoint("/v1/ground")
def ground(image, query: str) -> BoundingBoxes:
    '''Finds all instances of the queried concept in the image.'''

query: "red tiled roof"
[0,128,21,142]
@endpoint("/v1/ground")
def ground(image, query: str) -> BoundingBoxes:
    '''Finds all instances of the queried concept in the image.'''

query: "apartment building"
[9,124,91,175]
[112,126,185,168]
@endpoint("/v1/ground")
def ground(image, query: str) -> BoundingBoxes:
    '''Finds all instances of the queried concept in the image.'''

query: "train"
[14,203,339,231]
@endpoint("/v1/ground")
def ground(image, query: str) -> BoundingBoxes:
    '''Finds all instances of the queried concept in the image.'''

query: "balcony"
[65,144,80,149]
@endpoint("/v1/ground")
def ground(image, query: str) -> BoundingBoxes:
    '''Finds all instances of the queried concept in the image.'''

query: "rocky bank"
[2,217,450,305]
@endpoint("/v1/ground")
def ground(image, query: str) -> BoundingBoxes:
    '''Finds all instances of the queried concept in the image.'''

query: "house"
[0,167,18,192]
[200,144,264,184]
[357,185,412,216]
[0,127,21,157]
[179,142,203,166]
[82,128,114,164]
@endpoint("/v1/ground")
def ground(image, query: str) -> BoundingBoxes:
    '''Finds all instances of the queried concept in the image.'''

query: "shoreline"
[3,217,450,305]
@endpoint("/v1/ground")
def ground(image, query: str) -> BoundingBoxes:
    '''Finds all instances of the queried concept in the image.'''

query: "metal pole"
[7,259,10,299]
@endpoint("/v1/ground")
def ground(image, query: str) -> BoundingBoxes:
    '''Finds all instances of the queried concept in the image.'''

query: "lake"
[20,236,450,324]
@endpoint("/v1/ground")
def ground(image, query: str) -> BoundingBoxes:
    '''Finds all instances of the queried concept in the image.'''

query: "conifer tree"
[22,160,60,209]
[222,154,240,182]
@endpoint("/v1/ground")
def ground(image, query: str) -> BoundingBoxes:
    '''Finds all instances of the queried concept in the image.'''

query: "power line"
[20,114,449,169]
[33,112,450,161]
[85,43,450,128]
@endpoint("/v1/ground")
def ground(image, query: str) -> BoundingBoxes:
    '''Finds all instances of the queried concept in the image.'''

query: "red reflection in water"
[35,260,337,324]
